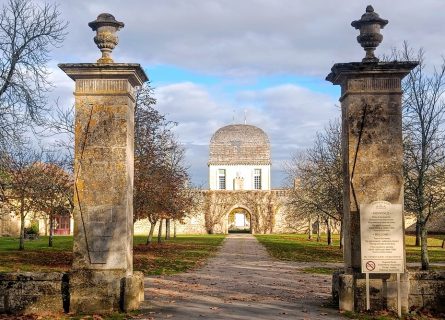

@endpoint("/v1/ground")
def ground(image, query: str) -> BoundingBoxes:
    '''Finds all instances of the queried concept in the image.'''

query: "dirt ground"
[140,234,345,320]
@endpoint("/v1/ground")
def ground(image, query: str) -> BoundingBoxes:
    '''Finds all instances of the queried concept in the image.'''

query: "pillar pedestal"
[59,63,147,313]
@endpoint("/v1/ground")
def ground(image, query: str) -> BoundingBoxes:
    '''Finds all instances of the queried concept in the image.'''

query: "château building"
[208,124,271,191]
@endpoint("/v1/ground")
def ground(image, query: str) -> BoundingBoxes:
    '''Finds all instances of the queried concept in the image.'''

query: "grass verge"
[0,234,225,274]
[301,266,336,274]
[255,234,444,265]
[255,234,343,263]
[133,234,225,275]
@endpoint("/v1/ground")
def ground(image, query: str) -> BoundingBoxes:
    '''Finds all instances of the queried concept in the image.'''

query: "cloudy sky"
[35,0,444,187]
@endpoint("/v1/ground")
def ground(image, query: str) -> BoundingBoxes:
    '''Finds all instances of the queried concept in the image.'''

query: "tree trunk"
[146,221,156,245]
[420,222,429,270]
[308,215,312,240]
[165,218,171,240]
[19,198,25,251]
[316,216,321,242]
[157,219,163,244]
[339,220,343,250]
[44,218,48,236]
[326,218,332,246]
[415,218,421,247]
[173,220,177,238]
[48,214,54,247]
[442,239,444,249]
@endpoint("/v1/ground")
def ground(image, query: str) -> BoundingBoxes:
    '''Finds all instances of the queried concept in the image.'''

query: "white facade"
[208,164,271,190]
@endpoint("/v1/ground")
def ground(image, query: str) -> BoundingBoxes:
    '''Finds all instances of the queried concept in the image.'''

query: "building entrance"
[228,208,251,233]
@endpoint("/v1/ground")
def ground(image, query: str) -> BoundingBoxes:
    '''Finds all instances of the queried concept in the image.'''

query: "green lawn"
[0,235,226,274]
[133,234,226,275]
[405,234,444,264]
[255,233,344,263]
[0,236,73,251]
[0,236,74,272]
[255,234,445,266]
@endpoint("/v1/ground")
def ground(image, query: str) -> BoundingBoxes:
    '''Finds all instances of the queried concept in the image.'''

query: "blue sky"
[42,0,445,188]
[148,64,340,97]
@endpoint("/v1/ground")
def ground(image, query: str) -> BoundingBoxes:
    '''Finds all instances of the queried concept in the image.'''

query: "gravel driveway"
[140,234,346,319]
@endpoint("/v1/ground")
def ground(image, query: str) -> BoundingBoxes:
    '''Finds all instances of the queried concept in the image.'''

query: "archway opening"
[228,208,251,233]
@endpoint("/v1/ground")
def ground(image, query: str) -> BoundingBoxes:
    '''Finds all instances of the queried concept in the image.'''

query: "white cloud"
[155,82,337,187]
[52,0,445,77]
[155,82,232,145]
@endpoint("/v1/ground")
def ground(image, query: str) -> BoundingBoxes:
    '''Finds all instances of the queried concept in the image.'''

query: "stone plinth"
[332,270,445,313]
[327,61,417,313]
[408,271,445,312]
[59,63,147,313]
[0,272,68,314]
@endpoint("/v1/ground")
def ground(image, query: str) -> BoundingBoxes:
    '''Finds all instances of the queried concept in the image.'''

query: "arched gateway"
[226,205,253,233]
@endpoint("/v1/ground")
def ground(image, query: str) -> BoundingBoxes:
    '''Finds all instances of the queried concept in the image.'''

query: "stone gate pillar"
[326,6,417,313]
[59,13,147,313]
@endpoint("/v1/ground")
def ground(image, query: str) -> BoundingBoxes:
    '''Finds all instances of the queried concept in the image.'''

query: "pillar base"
[334,272,409,314]
[69,270,144,314]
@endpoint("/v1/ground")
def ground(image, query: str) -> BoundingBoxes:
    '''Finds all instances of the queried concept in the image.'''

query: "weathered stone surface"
[0,272,63,282]
[59,53,147,314]
[68,270,124,314]
[209,124,270,165]
[408,271,445,312]
[333,272,414,313]
[58,63,146,274]
[328,62,416,273]
[338,273,354,312]
[0,272,67,314]
[354,273,409,313]
[121,271,144,311]
[332,270,344,305]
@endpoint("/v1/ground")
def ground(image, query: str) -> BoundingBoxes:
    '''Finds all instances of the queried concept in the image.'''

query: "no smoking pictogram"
[365,261,376,271]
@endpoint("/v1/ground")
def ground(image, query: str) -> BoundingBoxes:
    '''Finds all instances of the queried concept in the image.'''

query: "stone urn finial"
[88,13,124,63]
[351,5,388,62]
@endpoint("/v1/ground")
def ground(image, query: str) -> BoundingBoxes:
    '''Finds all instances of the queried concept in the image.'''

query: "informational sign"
[360,201,405,273]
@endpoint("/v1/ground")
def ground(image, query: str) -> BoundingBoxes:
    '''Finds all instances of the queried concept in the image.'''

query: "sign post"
[360,201,405,316]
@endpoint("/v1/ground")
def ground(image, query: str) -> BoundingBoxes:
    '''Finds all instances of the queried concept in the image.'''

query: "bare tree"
[286,120,343,247]
[0,0,67,144]
[392,43,445,270]
[0,141,43,250]
[44,104,75,172]
[133,82,191,244]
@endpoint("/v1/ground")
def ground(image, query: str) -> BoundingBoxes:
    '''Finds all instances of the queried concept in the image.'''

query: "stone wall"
[0,271,143,315]
[408,271,445,312]
[0,272,68,314]
[134,215,207,236]
[332,270,445,313]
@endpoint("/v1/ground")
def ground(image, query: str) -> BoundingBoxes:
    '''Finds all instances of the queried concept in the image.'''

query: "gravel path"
[140,234,346,320]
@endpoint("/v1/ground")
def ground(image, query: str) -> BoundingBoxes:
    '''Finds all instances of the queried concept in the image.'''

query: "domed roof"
[209,124,271,165]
